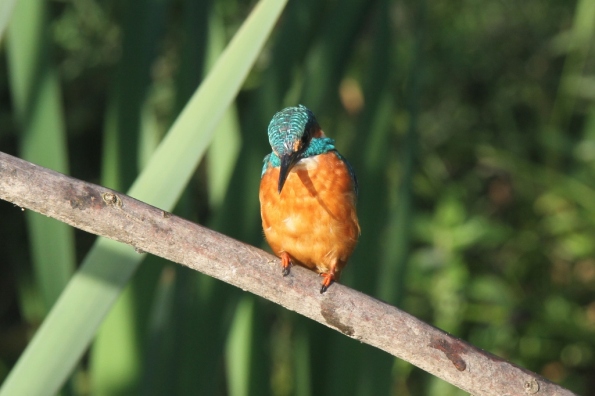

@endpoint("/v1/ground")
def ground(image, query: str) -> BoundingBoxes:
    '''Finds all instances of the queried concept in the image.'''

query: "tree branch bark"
[0,151,576,396]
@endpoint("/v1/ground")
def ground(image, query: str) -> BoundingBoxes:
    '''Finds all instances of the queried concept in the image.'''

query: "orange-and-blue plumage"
[259,105,360,293]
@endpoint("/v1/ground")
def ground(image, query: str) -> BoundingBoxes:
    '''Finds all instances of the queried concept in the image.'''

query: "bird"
[259,105,360,293]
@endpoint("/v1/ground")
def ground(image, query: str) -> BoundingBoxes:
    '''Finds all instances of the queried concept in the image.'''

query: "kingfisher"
[259,105,360,293]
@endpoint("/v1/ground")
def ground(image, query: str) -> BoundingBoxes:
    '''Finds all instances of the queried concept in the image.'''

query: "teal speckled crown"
[263,105,335,174]
[267,104,318,157]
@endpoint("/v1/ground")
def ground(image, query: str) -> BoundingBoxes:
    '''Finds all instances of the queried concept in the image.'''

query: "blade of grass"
[293,326,312,396]
[90,256,165,396]
[206,12,242,209]
[0,0,288,394]
[100,0,167,191]
[7,0,75,312]
[173,0,210,113]
[133,3,243,394]
[225,297,255,396]
[0,0,15,43]
[91,0,169,393]
[138,266,176,395]
[147,2,232,394]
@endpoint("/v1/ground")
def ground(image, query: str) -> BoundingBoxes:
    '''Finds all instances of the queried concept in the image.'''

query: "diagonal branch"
[0,151,576,396]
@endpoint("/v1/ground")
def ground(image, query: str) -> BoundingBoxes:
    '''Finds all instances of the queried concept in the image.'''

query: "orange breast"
[259,152,360,276]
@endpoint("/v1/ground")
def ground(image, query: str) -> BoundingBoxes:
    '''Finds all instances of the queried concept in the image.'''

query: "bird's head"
[267,105,323,193]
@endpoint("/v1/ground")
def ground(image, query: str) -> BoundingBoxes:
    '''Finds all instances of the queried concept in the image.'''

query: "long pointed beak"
[278,152,299,194]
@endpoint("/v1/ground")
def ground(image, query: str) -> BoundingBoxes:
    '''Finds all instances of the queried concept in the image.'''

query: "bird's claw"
[319,272,335,294]
[280,252,292,277]
[282,266,291,277]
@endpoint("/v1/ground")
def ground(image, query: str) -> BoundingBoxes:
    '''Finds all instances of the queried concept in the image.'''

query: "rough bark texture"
[0,151,576,396]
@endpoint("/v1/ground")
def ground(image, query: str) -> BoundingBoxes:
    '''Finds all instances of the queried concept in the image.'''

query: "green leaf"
[7,0,75,314]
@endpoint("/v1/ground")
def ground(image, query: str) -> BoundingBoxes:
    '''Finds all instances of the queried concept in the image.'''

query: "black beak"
[278,152,300,194]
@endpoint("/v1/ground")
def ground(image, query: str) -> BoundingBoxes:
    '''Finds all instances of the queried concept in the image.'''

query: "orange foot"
[320,272,336,294]
[280,252,292,277]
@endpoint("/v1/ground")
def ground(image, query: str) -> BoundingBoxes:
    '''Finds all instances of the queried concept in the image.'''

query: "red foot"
[320,272,336,294]
[280,252,292,276]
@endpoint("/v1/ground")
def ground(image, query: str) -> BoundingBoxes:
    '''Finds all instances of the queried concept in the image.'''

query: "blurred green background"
[0,0,594,395]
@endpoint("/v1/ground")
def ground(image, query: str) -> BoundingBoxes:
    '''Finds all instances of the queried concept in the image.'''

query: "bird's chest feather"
[259,152,359,269]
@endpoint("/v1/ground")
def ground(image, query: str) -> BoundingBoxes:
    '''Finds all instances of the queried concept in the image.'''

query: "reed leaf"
[7,0,75,314]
